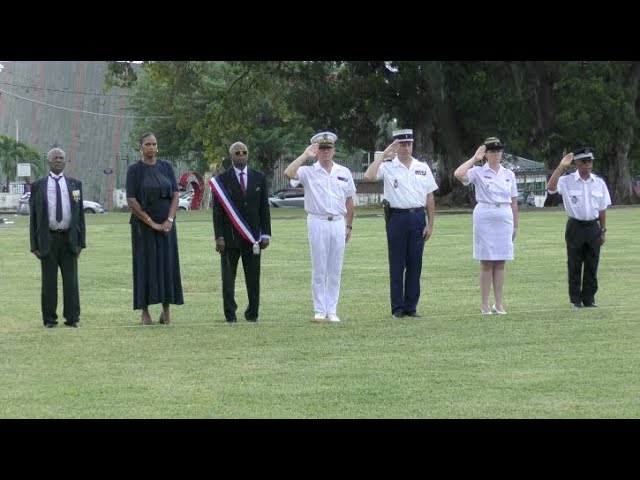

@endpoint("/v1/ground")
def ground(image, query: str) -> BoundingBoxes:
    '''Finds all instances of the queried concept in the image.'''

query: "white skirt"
[472,203,514,260]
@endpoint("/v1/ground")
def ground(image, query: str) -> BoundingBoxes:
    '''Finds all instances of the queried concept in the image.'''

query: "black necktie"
[53,176,63,222]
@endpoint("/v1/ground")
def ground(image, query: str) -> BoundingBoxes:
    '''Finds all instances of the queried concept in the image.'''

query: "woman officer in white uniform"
[454,137,519,315]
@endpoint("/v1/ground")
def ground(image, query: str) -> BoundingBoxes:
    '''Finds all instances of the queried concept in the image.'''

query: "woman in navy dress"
[126,132,183,325]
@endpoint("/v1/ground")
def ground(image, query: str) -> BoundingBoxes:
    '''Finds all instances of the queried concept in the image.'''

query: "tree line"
[103,61,640,205]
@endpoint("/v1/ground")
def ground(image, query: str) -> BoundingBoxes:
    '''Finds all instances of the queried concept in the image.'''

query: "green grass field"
[0,205,638,418]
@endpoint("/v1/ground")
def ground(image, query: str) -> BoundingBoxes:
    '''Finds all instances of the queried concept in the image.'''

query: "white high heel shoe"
[492,304,507,314]
[481,306,492,315]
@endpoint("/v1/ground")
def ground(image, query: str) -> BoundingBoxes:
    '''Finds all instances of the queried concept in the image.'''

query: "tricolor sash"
[210,176,261,251]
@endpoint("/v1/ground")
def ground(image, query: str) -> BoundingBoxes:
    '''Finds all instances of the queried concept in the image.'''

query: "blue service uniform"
[376,156,438,315]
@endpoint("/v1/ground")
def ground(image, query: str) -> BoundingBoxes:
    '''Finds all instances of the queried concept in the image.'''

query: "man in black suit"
[211,142,271,323]
[29,147,86,328]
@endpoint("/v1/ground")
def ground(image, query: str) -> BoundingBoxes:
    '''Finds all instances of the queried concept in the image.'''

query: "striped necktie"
[239,171,246,193]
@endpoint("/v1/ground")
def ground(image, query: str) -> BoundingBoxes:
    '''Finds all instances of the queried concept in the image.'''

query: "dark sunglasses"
[234,150,248,156]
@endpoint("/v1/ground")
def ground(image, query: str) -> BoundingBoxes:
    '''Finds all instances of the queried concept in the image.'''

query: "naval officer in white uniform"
[454,137,519,315]
[284,131,356,322]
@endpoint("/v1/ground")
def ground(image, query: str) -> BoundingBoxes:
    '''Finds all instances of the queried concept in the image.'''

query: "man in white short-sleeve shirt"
[284,131,356,323]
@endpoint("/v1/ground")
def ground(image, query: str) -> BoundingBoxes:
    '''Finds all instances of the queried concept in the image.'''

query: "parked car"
[178,193,191,210]
[517,192,537,207]
[268,188,304,208]
[17,192,104,214]
[83,200,105,213]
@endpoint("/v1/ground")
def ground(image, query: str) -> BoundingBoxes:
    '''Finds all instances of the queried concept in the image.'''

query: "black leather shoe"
[405,312,421,318]
[64,321,79,328]
[583,303,598,308]
[571,302,583,308]
[391,311,405,319]
[245,317,258,322]
[44,322,57,328]
[225,319,237,324]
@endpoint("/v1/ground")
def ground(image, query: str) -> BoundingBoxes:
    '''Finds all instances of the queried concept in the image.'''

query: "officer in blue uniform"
[364,129,438,318]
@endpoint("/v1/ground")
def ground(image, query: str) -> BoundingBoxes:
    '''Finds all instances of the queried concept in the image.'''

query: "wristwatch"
[600,227,606,233]
[168,217,174,223]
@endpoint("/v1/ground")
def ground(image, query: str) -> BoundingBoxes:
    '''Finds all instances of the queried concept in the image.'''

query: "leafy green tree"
[278,60,640,204]
[108,61,640,204]
[108,61,310,181]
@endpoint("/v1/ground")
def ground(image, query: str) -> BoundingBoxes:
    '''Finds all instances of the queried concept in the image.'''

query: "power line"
[0,87,172,119]
[0,80,135,97]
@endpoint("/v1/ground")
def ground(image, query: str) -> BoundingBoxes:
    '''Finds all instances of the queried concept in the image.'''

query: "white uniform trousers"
[307,215,345,316]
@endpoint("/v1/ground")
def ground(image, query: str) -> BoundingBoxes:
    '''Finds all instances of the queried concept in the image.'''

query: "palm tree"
[0,134,44,192]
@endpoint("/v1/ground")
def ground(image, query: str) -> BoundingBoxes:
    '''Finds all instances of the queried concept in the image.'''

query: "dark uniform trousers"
[386,208,426,315]
[565,218,601,306]
[41,230,80,324]
[221,242,261,321]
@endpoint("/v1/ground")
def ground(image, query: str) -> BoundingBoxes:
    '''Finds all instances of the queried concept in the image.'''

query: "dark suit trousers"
[40,231,80,324]
[386,210,426,315]
[220,243,261,321]
[565,219,601,305]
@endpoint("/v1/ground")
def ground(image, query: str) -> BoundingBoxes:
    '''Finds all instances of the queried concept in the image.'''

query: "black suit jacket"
[212,167,271,248]
[29,175,86,257]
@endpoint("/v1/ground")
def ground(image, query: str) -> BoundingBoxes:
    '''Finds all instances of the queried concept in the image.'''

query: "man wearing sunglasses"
[547,147,611,308]
[284,131,356,323]
[212,142,271,323]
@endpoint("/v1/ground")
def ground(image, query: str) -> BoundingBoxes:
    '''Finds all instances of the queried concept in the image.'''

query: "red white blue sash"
[209,176,260,247]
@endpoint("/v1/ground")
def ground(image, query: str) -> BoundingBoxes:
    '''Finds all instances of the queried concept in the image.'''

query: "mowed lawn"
[0,205,638,418]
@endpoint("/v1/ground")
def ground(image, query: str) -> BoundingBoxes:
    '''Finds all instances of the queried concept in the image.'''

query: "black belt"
[569,218,598,226]
[49,229,69,234]
[389,207,423,214]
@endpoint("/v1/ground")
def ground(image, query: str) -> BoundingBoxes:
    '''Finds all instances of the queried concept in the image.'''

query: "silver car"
[268,188,305,208]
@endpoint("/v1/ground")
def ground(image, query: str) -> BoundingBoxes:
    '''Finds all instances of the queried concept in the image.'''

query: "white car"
[17,192,104,214]
[178,195,191,210]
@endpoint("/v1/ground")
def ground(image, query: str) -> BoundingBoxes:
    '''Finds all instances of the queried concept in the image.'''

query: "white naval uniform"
[463,163,518,260]
[297,161,356,317]
[298,162,356,316]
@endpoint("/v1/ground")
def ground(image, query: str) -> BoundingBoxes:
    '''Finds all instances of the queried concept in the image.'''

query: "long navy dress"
[126,160,184,309]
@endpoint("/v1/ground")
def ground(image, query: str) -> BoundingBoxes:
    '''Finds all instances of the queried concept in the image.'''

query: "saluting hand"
[382,140,398,159]
[559,152,573,168]
[474,145,487,162]
[304,143,319,158]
